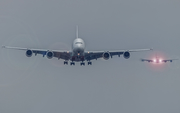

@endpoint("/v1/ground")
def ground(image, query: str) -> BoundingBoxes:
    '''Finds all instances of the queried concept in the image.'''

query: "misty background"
[0,0,180,113]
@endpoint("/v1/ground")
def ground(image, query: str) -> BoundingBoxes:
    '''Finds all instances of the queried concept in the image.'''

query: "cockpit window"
[75,42,83,44]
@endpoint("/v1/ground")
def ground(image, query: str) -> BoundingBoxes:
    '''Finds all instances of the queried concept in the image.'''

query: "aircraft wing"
[140,58,153,62]
[85,49,152,61]
[2,46,71,60]
[162,59,178,62]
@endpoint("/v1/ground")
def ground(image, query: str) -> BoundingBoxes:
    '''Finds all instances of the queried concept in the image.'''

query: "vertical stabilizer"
[155,53,158,59]
[76,26,79,38]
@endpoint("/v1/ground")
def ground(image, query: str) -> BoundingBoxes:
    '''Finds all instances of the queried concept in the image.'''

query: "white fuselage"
[71,38,85,61]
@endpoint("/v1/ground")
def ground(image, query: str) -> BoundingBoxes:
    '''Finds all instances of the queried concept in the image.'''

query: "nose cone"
[73,38,85,54]
[74,44,84,53]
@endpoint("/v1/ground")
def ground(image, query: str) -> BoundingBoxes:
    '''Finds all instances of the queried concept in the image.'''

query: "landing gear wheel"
[80,62,85,66]
[88,62,92,65]
[64,61,68,65]
[70,62,75,65]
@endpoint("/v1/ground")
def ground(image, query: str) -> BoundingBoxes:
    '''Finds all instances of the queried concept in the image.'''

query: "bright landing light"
[153,59,157,62]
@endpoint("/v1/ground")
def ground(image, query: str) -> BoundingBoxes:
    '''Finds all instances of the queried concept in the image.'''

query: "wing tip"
[2,45,6,48]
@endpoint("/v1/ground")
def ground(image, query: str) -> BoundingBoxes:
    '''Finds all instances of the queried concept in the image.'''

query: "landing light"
[159,59,162,62]
[153,59,157,62]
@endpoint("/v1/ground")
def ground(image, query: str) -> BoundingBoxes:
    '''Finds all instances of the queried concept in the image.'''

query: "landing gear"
[64,61,68,65]
[70,62,75,65]
[80,62,85,66]
[88,61,92,65]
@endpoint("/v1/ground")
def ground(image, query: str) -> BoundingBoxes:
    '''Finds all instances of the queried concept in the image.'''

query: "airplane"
[2,26,152,66]
[141,55,178,63]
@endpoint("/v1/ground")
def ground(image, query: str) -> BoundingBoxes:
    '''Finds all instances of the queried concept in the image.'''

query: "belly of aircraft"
[70,55,85,62]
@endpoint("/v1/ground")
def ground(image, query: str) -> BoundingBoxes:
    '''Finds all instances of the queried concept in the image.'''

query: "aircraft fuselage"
[71,38,85,62]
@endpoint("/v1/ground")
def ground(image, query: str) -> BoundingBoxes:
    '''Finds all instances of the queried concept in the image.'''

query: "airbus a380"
[2,27,152,66]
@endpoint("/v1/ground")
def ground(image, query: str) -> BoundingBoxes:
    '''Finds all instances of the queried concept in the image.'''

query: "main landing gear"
[80,62,85,66]
[64,61,75,65]
[64,61,92,66]
[70,62,75,65]
[88,61,92,65]
[80,61,92,66]
[64,61,68,65]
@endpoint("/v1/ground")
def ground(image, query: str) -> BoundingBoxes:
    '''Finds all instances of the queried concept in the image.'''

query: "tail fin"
[76,26,78,38]
[155,53,157,58]
[155,53,158,59]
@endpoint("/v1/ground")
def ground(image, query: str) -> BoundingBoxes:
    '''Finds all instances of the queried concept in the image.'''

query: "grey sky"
[0,0,180,113]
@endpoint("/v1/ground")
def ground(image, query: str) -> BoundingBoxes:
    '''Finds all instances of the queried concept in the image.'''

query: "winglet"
[76,25,78,39]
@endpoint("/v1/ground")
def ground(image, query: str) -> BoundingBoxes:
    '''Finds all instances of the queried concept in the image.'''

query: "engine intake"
[103,52,110,60]
[26,50,33,57]
[46,51,54,59]
[123,51,130,59]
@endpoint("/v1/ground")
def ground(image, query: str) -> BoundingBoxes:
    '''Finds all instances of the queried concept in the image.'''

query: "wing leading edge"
[162,59,178,62]
[85,48,153,61]
[2,46,71,60]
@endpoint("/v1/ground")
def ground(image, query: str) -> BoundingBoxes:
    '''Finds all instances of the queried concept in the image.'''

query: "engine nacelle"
[103,52,110,60]
[123,51,130,59]
[46,51,54,59]
[26,49,33,57]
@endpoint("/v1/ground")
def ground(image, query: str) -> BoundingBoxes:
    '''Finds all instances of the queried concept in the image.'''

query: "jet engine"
[123,51,130,59]
[46,51,54,59]
[26,49,33,57]
[103,52,110,60]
